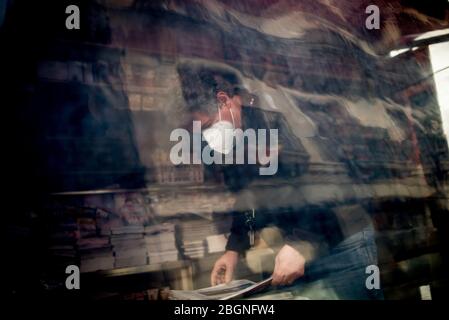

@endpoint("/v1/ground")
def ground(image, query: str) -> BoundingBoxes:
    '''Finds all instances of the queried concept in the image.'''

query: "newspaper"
[170,277,273,300]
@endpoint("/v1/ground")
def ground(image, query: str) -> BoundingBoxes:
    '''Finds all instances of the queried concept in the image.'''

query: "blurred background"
[2,0,449,300]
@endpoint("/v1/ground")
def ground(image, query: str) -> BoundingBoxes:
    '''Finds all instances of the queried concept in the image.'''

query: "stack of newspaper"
[144,223,179,264]
[181,240,206,259]
[178,217,216,259]
[170,277,287,300]
[111,226,147,268]
[47,221,78,270]
[78,236,114,272]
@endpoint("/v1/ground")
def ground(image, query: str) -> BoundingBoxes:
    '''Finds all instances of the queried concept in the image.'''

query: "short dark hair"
[176,63,242,115]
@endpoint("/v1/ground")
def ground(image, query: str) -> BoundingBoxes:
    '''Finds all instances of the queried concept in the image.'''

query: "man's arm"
[225,210,250,253]
[211,211,250,286]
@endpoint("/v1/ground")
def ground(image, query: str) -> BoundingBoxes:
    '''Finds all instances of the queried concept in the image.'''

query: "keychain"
[246,208,256,246]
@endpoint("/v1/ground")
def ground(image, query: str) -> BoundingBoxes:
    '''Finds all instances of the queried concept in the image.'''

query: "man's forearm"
[225,231,250,254]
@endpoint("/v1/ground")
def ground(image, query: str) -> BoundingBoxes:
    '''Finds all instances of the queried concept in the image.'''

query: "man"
[176,62,383,299]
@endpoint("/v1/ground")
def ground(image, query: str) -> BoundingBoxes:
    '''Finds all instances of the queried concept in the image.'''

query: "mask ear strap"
[217,104,222,122]
[229,107,235,127]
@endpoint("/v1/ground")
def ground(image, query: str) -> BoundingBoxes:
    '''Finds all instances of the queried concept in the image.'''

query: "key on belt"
[245,208,256,246]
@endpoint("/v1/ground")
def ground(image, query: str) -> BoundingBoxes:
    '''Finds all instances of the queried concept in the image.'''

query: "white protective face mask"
[202,106,236,155]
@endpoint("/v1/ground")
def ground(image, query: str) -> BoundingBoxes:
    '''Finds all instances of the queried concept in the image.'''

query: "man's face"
[191,110,216,129]
[190,89,258,130]
[192,92,242,129]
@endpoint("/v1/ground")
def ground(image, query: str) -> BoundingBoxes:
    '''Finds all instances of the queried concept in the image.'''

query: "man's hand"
[271,244,305,286]
[210,250,239,286]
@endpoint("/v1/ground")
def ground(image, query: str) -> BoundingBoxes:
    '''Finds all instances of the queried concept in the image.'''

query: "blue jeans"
[285,225,384,300]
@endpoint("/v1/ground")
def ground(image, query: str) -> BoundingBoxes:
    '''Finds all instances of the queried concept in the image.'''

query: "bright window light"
[429,41,449,146]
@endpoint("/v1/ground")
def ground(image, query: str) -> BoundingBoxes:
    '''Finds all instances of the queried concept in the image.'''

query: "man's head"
[174,62,278,175]
[176,63,255,129]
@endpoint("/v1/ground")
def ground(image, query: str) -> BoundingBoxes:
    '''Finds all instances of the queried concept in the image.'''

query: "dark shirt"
[217,106,346,254]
